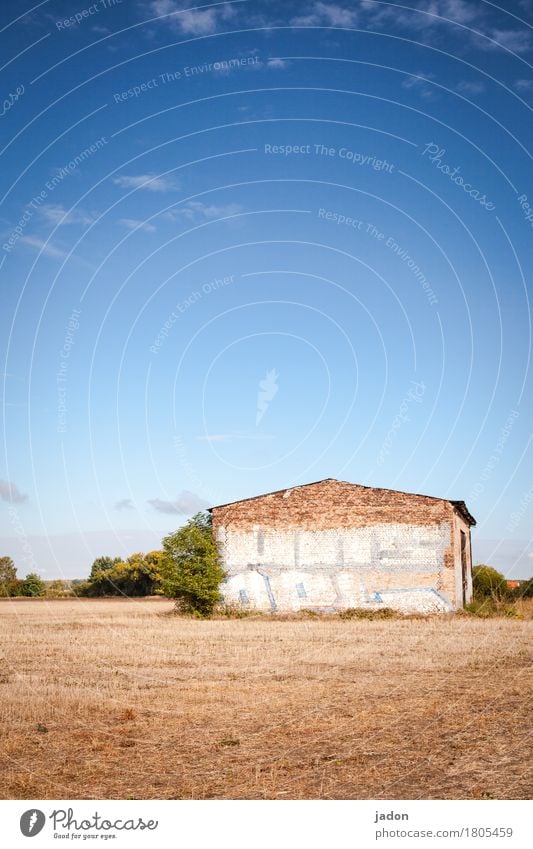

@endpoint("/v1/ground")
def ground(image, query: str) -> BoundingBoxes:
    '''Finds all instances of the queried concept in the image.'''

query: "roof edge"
[208,478,476,524]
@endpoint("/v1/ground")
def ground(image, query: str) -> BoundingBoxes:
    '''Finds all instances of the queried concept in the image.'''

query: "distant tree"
[0,557,22,597]
[472,564,508,600]
[159,512,226,617]
[45,579,68,597]
[89,555,122,580]
[0,555,17,584]
[20,572,45,597]
[81,552,164,597]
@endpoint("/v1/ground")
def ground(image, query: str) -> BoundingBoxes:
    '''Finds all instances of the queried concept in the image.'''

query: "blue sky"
[1,0,532,578]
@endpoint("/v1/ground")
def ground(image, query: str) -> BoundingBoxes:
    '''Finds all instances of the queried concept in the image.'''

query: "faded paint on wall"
[211,479,475,613]
[217,523,454,612]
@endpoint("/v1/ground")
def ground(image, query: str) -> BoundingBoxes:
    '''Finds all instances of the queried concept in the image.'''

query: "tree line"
[0,513,226,616]
[1,519,531,616]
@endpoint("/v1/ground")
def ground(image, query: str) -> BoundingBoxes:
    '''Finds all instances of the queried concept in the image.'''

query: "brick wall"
[211,480,468,613]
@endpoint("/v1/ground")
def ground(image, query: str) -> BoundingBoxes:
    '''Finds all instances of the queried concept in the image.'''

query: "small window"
[256,530,264,555]
[373,591,383,603]
[239,589,249,604]
[296,582,307,599]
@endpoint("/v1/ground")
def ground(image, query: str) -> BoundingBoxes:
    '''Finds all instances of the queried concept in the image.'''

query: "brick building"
[210,479,476,613]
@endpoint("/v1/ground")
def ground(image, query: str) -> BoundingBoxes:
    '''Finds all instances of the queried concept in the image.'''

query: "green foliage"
[510,578,533,600]
[45,580,70,598]
[0,555,17,584]
[81,552,164,597]
[0,579,23,597]
[463,599,522,618]
[159,512,226,617]
[20,573,45,597]
[89,555,122,580]
[472,564,508,600]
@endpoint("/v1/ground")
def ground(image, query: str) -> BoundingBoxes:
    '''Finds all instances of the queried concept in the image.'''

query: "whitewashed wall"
[217,522,454,613]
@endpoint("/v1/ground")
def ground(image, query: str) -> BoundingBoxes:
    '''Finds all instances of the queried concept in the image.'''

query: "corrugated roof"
[208,478,476,526]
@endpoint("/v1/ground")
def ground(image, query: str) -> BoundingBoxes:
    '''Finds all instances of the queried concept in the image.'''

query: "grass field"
[0,599,531,800]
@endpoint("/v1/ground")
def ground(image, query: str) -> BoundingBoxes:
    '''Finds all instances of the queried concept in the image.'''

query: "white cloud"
[196,432,274,442]
[149,1,235,35]
[113,173,176,192]
[147,490,209,514]
[266,57,290,69]
[20,235,66,258]
[456,80,486,95]
[482,28,531,55]
[292,2,359,27]
[401,73,436,99]
[40,204,94,226]
[173,200,243,221]
[118,218,157,233]
[515,79,533,92]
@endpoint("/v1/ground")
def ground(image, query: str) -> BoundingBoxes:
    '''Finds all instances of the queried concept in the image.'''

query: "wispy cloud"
[265,57,290,69]
[514,78,533,92]
[480,28,532,55]
[149,1,236,35]
[292,2,360,27]
[113,173,177,192]
[0,479,27,503]
[401,72,436,99]
[115,498,135,510]
[19,235,66,258]
[118,218,157,233]
[196,432,275,442]
[172,200,243,221]
[456,80,486,95]
[147,490,209,514]
[39,204,94,226]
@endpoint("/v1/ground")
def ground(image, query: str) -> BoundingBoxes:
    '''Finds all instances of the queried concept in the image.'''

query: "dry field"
[0,599,531,800]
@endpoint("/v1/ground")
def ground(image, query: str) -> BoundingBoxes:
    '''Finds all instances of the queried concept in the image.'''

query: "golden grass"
[0,598,531,800]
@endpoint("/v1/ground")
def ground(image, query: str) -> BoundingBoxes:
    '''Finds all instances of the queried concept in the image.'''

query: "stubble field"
[0,599,531,800]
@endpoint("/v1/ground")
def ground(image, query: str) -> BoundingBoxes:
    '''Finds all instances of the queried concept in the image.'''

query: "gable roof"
[208,478,476,526]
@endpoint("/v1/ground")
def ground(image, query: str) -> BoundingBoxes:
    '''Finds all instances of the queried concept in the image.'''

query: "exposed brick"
[211,479,474,613]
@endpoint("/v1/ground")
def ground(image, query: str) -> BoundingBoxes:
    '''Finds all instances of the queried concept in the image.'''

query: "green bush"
[20,573,45,597]
[80,551,164,597]
[472,564,508,600]
[159,512,226,617]
[510,578,533,600]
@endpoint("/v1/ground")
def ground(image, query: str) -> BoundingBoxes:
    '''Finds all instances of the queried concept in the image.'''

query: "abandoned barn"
[210,478,476,613]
